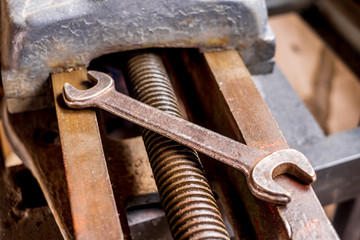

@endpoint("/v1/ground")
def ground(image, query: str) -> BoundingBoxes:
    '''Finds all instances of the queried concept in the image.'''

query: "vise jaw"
[1,0,275,113]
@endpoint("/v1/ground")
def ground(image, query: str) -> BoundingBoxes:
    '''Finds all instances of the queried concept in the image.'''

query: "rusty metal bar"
[52,69,123,239]
[204,50,339,239]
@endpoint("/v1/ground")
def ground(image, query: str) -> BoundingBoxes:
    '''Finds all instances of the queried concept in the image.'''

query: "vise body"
[1,0,274,113]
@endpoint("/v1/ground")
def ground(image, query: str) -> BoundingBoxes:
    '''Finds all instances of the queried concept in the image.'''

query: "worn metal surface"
[0,165,63,240]
[203,50,339,239]
[0,129,62,240]
[125,53,229,239]
[3,99,161,239]
[299,128,360,205]
[252,66,360,206]
[52,69,123,239]
[333,197,360,240]
[63,70,316,205]
[1,0,274,113]
[164,48,287,239]
[252,66,325,148]
[2,101,74,239]
[126,200,172,240]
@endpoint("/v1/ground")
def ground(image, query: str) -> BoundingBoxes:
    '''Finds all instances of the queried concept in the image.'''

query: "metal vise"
[1,0,274,113]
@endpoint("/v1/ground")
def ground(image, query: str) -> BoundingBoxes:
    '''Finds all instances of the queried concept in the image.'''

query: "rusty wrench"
[62,71,316,205]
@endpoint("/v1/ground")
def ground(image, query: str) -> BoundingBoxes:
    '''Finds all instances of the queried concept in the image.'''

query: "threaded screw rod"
[125,52,230,240]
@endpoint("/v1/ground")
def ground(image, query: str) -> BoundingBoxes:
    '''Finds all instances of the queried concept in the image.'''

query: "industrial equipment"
[2,0,358,239]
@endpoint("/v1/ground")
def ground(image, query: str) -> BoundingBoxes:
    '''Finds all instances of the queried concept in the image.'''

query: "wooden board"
[269,13,360,134]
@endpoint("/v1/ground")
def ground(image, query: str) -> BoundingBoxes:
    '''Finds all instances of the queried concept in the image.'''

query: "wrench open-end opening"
[62,70,316,205]
[249,149,317,205]
[62,71,114,108]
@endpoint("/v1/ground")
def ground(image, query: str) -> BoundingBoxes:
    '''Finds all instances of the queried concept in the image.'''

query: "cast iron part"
[1,0,274,113]
[125,53,230,239]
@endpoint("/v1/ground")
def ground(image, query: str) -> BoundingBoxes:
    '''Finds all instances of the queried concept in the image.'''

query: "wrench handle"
[94,88,267,175]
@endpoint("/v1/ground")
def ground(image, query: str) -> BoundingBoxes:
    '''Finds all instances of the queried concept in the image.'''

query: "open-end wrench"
[62,70,316,205]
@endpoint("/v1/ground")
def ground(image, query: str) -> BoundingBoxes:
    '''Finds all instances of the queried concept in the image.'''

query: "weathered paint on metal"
[1,0,275,113]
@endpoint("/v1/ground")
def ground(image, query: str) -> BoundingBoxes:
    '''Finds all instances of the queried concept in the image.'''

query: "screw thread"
[125,53,229,240]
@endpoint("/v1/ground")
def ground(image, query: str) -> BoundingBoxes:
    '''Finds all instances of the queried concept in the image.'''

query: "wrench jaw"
[248,149,317,205]
[248,173,292,205]
[62,84,91,109]
[62,71,114,109]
